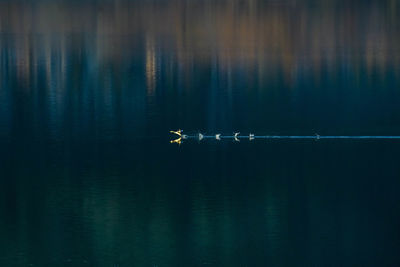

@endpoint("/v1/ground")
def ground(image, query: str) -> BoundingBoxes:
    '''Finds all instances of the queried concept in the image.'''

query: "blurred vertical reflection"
[0,0,399,138]
[146,37,157,95]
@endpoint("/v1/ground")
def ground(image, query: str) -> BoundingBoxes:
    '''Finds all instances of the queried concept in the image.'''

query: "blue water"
[1,1,400,266]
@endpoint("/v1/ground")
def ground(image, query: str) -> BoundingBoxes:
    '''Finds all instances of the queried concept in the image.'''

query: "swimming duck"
[234,132,240,142]
[170,130,182,137]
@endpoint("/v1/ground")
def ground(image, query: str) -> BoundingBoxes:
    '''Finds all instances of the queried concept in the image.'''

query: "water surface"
[1,1,400,266]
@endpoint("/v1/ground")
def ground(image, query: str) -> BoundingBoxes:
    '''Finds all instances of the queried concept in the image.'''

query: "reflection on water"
[1,1,400,84]
[1,1,400,266]
[0,1,400,137]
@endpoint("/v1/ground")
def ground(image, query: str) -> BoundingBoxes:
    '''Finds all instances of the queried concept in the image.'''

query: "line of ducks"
[170,130,255,142]
[170,130,324,144]
[212,132,255,141]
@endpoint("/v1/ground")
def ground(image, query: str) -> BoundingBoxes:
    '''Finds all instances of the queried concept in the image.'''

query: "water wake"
[170,130,400,144]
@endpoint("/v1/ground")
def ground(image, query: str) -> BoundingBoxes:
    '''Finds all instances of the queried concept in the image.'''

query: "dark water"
[1,1,400,266]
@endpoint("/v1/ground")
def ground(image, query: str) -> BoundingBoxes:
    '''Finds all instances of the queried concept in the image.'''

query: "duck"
[170,129,182,137]
[234,132,240,142]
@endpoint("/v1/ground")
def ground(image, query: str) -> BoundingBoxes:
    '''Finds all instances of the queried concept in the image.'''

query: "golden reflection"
[170,137,182,145]
[0,1,399,86]
[146,38,156,94]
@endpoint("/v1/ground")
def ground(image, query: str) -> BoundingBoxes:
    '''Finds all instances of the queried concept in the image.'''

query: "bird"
[170,130,182,137]
[249,133,254,141]
[198,133,204,141]
[216,134,221,140]
[234,132,240,142]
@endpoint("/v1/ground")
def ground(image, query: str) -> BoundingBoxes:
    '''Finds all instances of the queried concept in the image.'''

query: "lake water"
[1,1,400,266]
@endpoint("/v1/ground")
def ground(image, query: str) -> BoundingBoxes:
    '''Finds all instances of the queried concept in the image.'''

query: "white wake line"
[184,135,400,140]
[170,130,400,142]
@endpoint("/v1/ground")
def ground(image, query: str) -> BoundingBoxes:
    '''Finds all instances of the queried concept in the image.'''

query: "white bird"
[249,133,254,141]
[216,134,221,140]
[234,132,240,142]
[198,133,204,141]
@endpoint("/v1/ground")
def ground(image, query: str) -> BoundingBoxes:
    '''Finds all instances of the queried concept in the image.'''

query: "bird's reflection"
[170,137,182,145]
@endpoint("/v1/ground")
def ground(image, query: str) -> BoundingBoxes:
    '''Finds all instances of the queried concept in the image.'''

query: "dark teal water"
[1,1,400,266]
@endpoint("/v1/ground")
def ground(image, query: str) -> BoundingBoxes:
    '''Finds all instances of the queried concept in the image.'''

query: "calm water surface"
[1,1,400,266]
